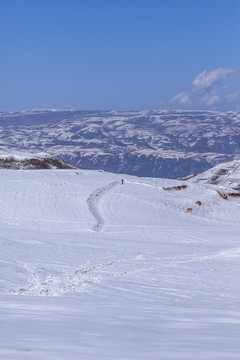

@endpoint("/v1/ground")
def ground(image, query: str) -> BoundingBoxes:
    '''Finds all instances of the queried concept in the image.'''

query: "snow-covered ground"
[0,169,240,359]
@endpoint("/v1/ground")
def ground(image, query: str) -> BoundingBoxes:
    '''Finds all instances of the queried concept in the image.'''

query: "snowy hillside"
[1,169,240,359]
[0,148,75,169]
[190,158,240,190]
[1,109,240,177]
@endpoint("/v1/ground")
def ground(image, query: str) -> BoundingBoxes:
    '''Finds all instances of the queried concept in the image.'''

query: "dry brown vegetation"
[228,192,240,197]
[217,191,228,200]
[163,184,188,191]
[216,190,240,200]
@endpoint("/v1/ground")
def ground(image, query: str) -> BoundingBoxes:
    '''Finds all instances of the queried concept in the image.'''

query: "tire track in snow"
[87,181,119,231]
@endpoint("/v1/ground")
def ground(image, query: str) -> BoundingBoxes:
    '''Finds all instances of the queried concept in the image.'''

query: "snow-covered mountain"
[1,109,240,178]
[190,159,240,190]
[0,147,75,169]
[1,168,240,359]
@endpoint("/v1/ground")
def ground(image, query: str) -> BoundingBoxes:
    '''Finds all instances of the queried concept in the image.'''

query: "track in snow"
[87,181,119,231]
[0,261,120,296]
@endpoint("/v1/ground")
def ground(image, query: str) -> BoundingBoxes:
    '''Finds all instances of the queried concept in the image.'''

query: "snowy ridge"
[1,168,240,359]
[0,148,49,161]
[190,159,240,190]
[0,147,75,169]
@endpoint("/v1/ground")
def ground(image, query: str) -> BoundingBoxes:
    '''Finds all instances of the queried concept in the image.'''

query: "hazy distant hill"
[1,109,240,178]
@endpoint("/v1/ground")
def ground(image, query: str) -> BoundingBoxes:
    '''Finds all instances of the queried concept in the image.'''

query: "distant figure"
[121,179,124,185]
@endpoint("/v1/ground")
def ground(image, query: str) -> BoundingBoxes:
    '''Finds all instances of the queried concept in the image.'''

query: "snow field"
[0,169,240,359]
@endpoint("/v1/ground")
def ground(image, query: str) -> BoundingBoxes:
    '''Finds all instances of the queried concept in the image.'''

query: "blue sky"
[1,0,240,111]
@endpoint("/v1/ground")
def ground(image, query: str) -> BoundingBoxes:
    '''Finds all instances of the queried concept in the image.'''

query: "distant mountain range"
[1,109,240,178]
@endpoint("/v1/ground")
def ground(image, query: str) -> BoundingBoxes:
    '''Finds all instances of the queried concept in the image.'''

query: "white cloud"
[226,91,240,103]
[192,68,236,89]
[171,67,238,109]
[201,94,220,106]
[171,92,192,106]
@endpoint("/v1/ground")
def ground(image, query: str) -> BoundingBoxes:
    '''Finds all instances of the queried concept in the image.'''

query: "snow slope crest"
[190,159,240,190]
